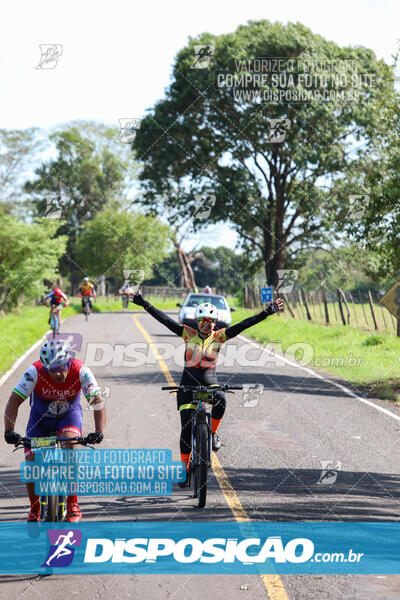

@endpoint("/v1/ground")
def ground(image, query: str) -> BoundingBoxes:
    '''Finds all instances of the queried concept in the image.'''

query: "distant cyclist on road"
[79,277,96,313]
[126,289,283,486]
[203,285,212,294]
[43,285,69,324]
[3,339,105,522]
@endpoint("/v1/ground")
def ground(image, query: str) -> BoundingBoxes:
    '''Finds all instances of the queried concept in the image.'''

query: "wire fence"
[244,286,398,336]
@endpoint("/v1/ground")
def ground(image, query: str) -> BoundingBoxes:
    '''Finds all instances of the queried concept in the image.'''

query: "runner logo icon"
[41,529,82,567]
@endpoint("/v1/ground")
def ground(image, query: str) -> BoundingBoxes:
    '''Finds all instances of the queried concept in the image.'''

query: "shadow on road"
[1,465,399,522]
[102,371,350,399]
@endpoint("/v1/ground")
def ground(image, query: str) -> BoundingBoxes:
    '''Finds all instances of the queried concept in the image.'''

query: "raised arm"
[225,299,283,340]
[128,291,184,336]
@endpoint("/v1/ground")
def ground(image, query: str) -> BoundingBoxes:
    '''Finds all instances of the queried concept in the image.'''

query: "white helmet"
[40,339,71,369]
[194,302,217,320]
[83,277,89,282]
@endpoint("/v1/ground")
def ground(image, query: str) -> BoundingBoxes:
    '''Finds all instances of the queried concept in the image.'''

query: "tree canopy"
[0,207,67,311]
[134,20,394,286]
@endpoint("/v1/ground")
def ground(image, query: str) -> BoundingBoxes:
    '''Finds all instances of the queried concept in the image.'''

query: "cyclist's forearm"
[94,407,106,433]
[144,303,184,336]
[4,393,24,431]
[225,310,269,339]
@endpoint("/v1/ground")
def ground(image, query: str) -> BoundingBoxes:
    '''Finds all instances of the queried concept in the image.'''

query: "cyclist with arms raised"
[127,290,283,486]
[3,340,106,522]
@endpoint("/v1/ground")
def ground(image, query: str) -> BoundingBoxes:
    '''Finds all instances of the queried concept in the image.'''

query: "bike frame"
[161,384,242,508]
[14,435,95,522]
[189,391,212,477]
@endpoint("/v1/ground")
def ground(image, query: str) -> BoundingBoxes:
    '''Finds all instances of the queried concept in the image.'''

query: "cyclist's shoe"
[212,433,221,451]
[27,503,40,522]
[178,471,190,488]
[66,502,82,522]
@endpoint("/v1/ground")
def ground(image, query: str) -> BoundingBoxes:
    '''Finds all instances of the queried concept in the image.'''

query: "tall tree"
[133,20,392,285]
[0,128,46,213]
[342,50,400,283]
[25,124,128,286]
[74,208,171,290]
[0,207,67,311]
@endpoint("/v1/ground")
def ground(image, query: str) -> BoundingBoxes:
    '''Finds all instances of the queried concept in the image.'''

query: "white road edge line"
[0,329,52,388]
[238,334,400,424]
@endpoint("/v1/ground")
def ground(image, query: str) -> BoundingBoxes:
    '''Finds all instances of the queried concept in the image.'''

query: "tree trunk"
[262,220,285,287]
[99,274,106,296]
[175,244,196,289]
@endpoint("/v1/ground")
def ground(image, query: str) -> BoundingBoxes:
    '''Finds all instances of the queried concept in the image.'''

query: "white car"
[177,293,236,329]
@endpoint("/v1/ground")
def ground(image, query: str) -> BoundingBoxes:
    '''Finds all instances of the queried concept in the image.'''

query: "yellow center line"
[132,313,290,600]
[133,314,175,385]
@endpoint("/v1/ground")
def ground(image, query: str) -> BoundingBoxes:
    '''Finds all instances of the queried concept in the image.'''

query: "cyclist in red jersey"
[3,339,106,522]
[43,285,69,324]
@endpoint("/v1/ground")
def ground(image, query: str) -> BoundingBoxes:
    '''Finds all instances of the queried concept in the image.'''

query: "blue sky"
[1,0,398,250]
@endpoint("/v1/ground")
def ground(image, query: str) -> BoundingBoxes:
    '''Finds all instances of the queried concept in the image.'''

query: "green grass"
[273,298,396,334]
[230,307,400,402]
[2,297,399,404]
[0,306,52,377]
[0,296,194,377]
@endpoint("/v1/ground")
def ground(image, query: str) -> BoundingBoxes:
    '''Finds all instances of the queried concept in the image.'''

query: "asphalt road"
[0,308,399,600]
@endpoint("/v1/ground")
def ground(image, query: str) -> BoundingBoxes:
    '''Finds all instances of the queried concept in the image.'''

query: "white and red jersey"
[44,289,68,304]
[13,358,100,404]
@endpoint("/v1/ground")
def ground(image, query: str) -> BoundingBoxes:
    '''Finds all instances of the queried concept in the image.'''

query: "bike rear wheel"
[196,421,209,508]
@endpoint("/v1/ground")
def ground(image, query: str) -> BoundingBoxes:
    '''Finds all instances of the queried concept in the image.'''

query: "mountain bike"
[13,435,99,522]
[161,384,242,508]
[82,296,91,321]
[50,306,61,338]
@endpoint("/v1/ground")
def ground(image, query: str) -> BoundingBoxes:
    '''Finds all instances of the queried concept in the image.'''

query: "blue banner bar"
[0,522,399,574]
[20,449,185,496]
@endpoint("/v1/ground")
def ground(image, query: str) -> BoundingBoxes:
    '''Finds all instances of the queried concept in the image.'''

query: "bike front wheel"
[41,494,59,522]
[53,312,60,336]
[195,421,209,508]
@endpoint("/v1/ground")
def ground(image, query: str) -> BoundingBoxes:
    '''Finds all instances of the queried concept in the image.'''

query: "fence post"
[322,291,330,324]
[283,293,295,318]
[368,290,379,331]
[339,288,350,324]
[337,288,346,325]
[301,289,312,321]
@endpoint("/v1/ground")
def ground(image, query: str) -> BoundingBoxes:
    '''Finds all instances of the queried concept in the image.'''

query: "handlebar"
[13,435,101,450]
[161,385,243,392]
